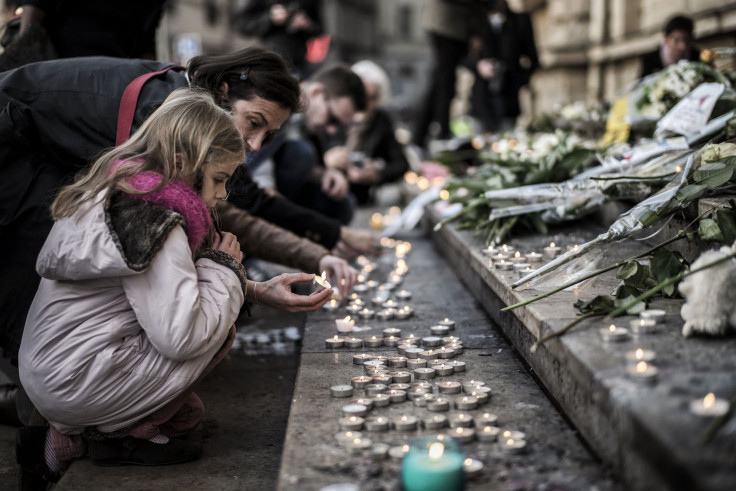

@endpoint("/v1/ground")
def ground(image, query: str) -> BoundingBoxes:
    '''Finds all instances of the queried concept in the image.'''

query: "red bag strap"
[116,65,184,146]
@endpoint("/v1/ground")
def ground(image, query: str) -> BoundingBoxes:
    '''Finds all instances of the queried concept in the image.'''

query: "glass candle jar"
[401,435,464,491]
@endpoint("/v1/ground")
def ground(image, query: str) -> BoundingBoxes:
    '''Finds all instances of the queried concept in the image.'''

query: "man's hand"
[347,160,381,184]
[253,273,332,312]
[334,226,381,259]
[323,146,351,171]
[319,255,358,296]
[321,168,349,200]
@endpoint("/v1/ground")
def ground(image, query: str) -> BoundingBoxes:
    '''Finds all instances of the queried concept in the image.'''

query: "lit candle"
[414,367,437,380]
[335,316,355,333]
[324,335,345,348]
[418,350,440,361]
[383,335,400,347]
[364,416,390,432]
[398,344,418,356]
[449,427,475,443]
[423,414,448,430]
[393,415,419,431]
[389,383,411,391]
[524,251,543,263]
[343,337,364,349]
[517,266,537,277]
[391,371,412,384]
[334,430,362,443]
[388,356,408,367]
[364,336,383,348]
[422,336,442,347]
[463,458,484,477]
[323,298,340,312]
[494,259,513,271]
[407,388,432,402]
[448,413,474,428]
[345,304,361,315]
[430,325,451,336]
[395,306,414,319]
[346,437,372,455]
[543,242,561,259]
[404,347,425,359]
[350,375,373,389]
[389,444,410,460]
[401,437,464,491]
[481,245,496,256]
[436,347,457,359]
[447,360,466,373]
[501,438,526,454]
[329,385,354,398]
[338,416,364,430]
[371,393,391,407]
[376,309,395,321]
[406,358,427,370]
[426,397,451,412]
[454,396,478,410]
[312,271,331,291]
[461,380,486,393]
[396,289,412,301]
[500,429,526,441]
[470,389,490,404]
[349,398,374,411]
[624,348,656,364]
[365,384,388,396]
[600,324,630,342]
[689,393,730,417]
[629,318,658,334]
[433,364,455,377]
[352,353,374,365]
[476,425,500,442]
[387,389,407,403]
[352,283,369,294]
[358,308,375,320]
[437,381,462,394]
[626,361,658,385]
[509,251,527,264]
[639,309,666,323]
[512,262,531,272]
[501,244,515,253]
[341,403,369,417]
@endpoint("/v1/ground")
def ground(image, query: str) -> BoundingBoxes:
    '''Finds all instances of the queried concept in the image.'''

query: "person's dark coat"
[0,56,340,354]
[639,46,701,78]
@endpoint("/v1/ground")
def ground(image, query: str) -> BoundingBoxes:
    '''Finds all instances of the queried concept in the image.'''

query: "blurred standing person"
[320,60,409,205]
[640,15,700,78]
[233,0,323,78]
[467,0,538,133]
[412,0,479,148]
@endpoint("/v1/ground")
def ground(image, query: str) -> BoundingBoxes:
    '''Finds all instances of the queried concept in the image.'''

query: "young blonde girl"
[17,88,247,486]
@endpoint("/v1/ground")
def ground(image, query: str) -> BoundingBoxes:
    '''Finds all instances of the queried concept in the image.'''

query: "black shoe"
[16,426,60,491]
[88,436,202,467]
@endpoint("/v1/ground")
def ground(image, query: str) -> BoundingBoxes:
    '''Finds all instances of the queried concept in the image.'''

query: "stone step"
[425,204,736,491]
[277,227,619,490]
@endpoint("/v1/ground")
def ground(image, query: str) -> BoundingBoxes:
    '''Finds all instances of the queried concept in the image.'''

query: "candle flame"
[401,444,409,453]
[636,361,648,373]
[349,417,357,422]
[550,242,556,248]
[704,393,716,408]
[344,316,352,322]
[507,439,515,445]
[514,251,521,258]
[333,335,338,340]
[675,165,683,173]
[321,271,327,281]
[428,442,444,459]
[353,438,361,445]
[502,244,509,251]
[503,431,511,438]
[635,348,644,359]
[456,428,464,434]
[401,416,407,421]
[484,427,491,433]
[609,325,616,332]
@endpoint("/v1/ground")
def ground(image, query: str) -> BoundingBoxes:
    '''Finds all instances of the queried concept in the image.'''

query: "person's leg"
[432,34,467,138]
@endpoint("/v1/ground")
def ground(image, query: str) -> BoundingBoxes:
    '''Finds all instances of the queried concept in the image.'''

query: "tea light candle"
[335,316,355,333]
[437,381,462,394]
[364,336,383,348]
[396,290,412,301]
[419,350,440,360]
[371,442,390,459]
[494,260,514,271]
[500,244,515,253]
[500,438,526,454]
[338,416,364,430]
[491,253,509,263]
[463,458,484,477]
[481,245,496,256]
[371,393,391,407]
[447,360,466,373]
[600,324,630,342]
[690,393,730,417]
[512,262,532,272]
[344,337,364,349]
[346,437,372,455]
[525,251,543,263]
[352,283,369,294]
[414,367,437,380]
[351,376,373,389]
[387,389,407,403]
[313,271,331,291]
[376,309,395,321]
[389,356,408,367]
[394,415,419,431]
[426,397,451,412]
[364,416,390,432]
[407,358,427,369]
[455,396,479,410]
[392,371,412,384]
[543,242,561,259]
[430,325,451,336]
[383,336,400,347]
[626,361,658,385]
[345,304,362,315]
[341,403,369,417]
[372,374,393,385]
[365,280,379,289]
[462,380,486,392]
[434,364,455,377]
[404,347,425,359]
[500,429,526,441]
[389,444,410,460]
[371,295,387,306]
[397,343,417,356]
[364,358,386,368]
[476,425,501,442]
[365,384,388,396]
[629,318,658,334]
[517,266,537,277]
[422,336,442,347]
[350,398,374,411]
[476,412,498,426]
[395,306,414,319]
[413,393,436,407]
[423,414,448,430]
[449,427,475,443]
[438,318,456,329]
[625,348,656,364]
[470,389,490,405]
[406,388,431,401]
[323,298,340,312]
[325,335,345,348]
[436,347,456,359]
[448,413,474,428]
[330,385,354,398]
[335,430,362,443]
[359,308,376,320]
[442,335,461,344]
[509,251,527,264]
[639,309,666,323]
[389,383,411,391]
[382,327,402,338]
[352,353,374,365]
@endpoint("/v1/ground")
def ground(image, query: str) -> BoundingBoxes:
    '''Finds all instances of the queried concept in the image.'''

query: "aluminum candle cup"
[393,415,419,431]
[365,384,388,396]
[406,358,427,369]
[372,443,390,459]
[313,272,331,291]
[341,403,369,417]
[351,376,373,389]
[434,364,455,377]
[389,444,410,460]
[491,253,509,263]
[476,425,501,441]
[387,389,407,403]
[448,361,466,373]
[543,242,561,259]
[476,412,499,426]
[364,416,390,432]
[395,307,414,319]
[371,393,391,407]
[411,382,433,391]
[600,324,630,342]
[352,353,374,365]
[352,283,369,294]
[323,298,340,312]
[397,344,417,356]
[509,251,527,264]
[404,334,421,345]
[442,336,461,344]
[359,308,376,320]
[404,348,425,359]
[512,262,531,272]
[335,431,362,443]
[423,414,448,430]
[389,383,411,391]
[408,389,432,403]
[629,318,658,334]
[624,348,656,364]
[494,260,513,271]
[330,385,354,398]
[376,309,395,321]
[338,416,364,430]
[690,393,730,417]
[626,361,658,385]
[436,348,456,359]
[524,251,543,263]
[372,374,393,385]
[462,380,486,393]
[419,350,440,361]
[463,458,483,477]
[389,356,408,367]
[383,336,400,347]
[455,396,479,410]
[350,398,374,411]
[448,413,474,428]
[396,290,412,301]
[414,367,437,380]
[499,430,526,441]
[364,359,386,369]
[383,327,402,338]
[346,437,373,455]
[392,371,412,384]
[345,304,362,315]
[364,336,383,348]
[325,336,345,348]
[449,427,475,444]
[430,325,451,336]
[344,337,364,349]
[500,438,526,454]
[426,397,451,412]
[426,359,445,368]
[470,390,490,404]
[364,366,389,376]
[422,336,442,347]
[437,381,462,394]
[639,309,666,323]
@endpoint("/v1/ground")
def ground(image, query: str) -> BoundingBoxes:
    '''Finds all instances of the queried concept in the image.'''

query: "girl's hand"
[212,232,243,263]
[255,273,333,312]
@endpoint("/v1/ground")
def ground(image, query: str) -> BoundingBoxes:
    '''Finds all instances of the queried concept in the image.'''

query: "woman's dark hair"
[311,63,367,112]
[187,45,304,113]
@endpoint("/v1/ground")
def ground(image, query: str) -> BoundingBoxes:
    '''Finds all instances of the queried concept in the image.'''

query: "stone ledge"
[426,204,736,491]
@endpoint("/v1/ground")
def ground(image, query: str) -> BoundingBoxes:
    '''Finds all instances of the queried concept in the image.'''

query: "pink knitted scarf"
[121,166,211,251]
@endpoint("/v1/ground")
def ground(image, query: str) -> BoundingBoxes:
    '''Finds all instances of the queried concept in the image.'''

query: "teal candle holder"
[401,435,464,491]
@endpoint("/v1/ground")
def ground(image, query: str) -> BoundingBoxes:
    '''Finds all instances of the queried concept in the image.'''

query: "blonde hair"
[51,88,245,219]
[351,60,392,108]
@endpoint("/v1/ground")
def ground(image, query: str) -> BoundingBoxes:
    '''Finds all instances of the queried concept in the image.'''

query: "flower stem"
[502,231,687,312]
[605,251,736,319]
[700,396,736,445]
[590,173,676,181]
[530,312,601,353]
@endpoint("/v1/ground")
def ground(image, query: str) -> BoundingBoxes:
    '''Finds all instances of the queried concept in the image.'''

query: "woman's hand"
[319,255,358,296]
[253,273,333,312]
[335,226,381,259]
[212,232,243,263]
[321,168,349,200]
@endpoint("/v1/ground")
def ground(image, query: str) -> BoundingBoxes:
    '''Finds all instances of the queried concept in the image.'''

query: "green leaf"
[616,261,640,281]
[614,283,643,300]
[676,183,708,204]
[638,210,661,227]
[650,249,687,297]
[574,295,615,315]
[614,295,646,315]
[714,209,736,245]
[693,162,734,188]
[698,218,724,242]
